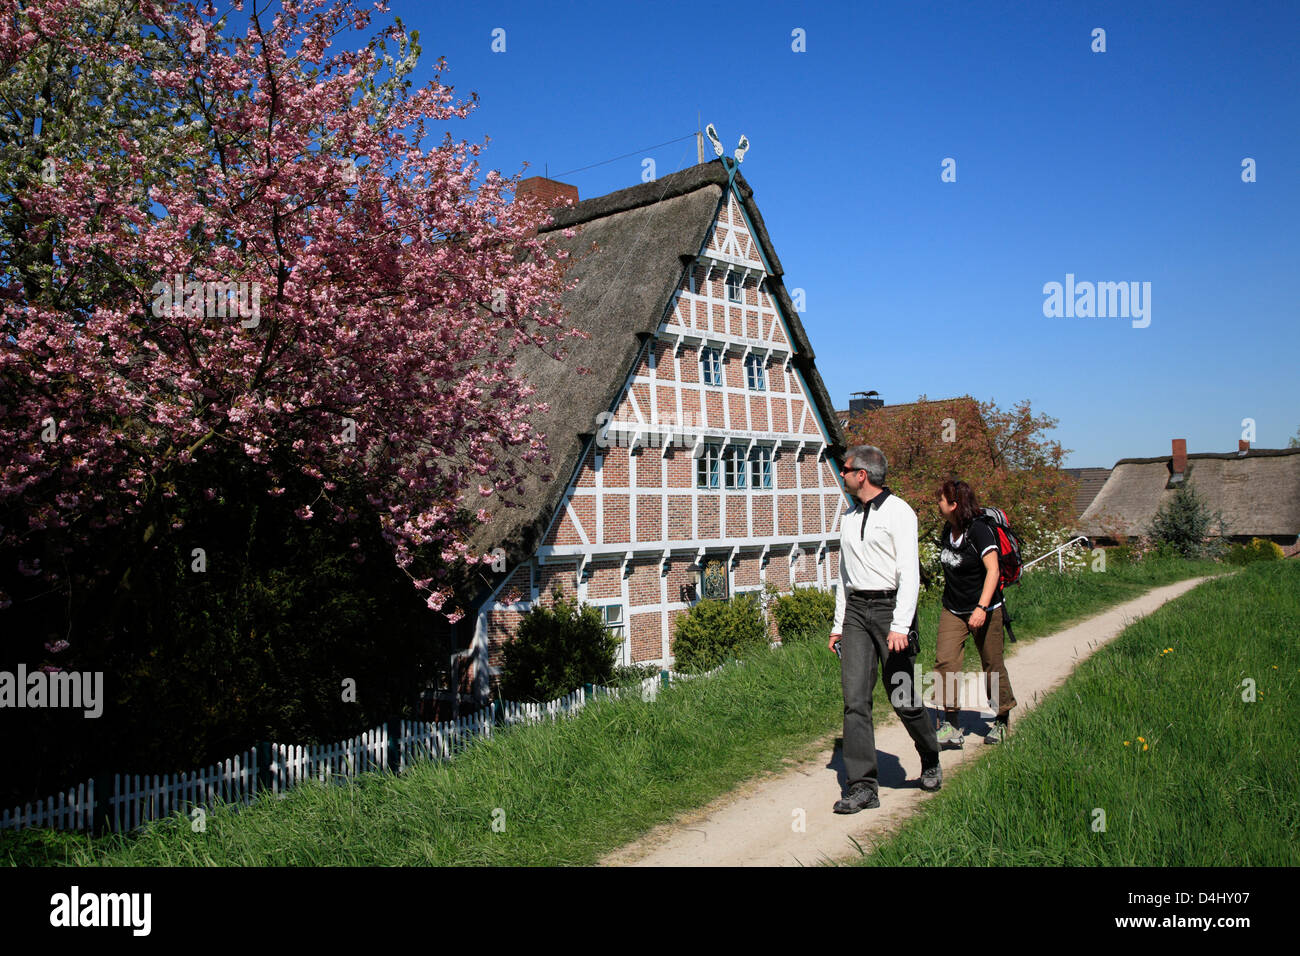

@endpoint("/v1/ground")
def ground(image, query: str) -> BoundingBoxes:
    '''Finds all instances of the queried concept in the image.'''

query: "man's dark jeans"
[840,593,940,795]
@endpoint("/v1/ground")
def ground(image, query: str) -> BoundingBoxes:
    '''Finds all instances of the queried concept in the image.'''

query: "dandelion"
[1137,736,1145,742]
[1124,741,1131,746]
[1142,743,1149,751]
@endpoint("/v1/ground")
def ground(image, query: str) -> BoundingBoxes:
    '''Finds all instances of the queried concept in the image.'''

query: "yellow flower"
[1137,736,1145,742]
[1123,741,1131,746]
[1142,743,1149,751]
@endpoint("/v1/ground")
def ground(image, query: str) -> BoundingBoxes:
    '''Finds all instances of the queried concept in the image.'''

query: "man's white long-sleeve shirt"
[832,487,921,635]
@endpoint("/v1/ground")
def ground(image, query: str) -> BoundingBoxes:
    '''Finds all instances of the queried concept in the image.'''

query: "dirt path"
[600,576,1216,867]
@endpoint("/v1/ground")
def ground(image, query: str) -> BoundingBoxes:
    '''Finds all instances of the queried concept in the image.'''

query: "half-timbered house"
[460,159,848,691]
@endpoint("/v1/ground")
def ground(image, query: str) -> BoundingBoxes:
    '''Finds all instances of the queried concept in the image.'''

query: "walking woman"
[934,479,1017,745]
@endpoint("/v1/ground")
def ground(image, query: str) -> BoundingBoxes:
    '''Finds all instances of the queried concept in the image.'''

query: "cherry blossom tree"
[1,0,581,632]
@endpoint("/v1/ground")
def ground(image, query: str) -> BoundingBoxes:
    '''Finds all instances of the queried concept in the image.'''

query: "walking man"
[829,445,942,812]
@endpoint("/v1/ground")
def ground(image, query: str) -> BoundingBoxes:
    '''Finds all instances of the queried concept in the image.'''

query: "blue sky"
[380,0,1297,466]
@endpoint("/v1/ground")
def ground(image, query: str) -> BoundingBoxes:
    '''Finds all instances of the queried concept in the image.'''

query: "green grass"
[851,560,1299,866]
[915,554,1224,674]
[5,640,846,866]
[1,556,1227,867]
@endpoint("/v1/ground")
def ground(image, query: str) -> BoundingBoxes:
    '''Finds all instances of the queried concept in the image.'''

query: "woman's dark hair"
[938,479,981,533]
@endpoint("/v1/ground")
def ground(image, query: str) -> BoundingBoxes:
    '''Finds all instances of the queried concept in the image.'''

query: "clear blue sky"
[380,0,1297,467]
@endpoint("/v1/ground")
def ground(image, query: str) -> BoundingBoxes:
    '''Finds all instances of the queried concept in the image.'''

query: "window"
[724,445,746,489]
[696,442,722,488]
[700,347,722,386]
[745,354,766,391]
[749,447,773,488]
[726,273,743,303]
[600,604,627,665]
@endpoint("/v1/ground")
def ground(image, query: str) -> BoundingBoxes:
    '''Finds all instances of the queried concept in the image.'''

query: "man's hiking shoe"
[833,784,880,814]
[985,721,1009,745]
[920,761,942,792]
[936,721,965,749]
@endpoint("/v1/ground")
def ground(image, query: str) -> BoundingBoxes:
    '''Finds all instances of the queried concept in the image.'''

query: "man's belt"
[849,588,897,600]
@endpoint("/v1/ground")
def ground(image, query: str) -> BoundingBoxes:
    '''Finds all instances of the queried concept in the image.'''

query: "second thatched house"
[1079,438,1300,547]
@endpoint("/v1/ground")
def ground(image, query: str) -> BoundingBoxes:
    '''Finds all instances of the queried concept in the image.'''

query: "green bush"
[1225,537,1285,565]
[1147,481,1223,558]
[1108,544,1136,566]
[500,590,622,702]
[671,593,768,673]
[770,584,836,643]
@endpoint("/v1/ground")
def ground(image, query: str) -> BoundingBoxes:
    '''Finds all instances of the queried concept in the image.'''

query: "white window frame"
[745,354,766,391]
[724,444,747,490]
[726,272,743,303]
[696,442,722,489]
[749,447,773,489]
[700,347,722,386]
[594,602,628,666]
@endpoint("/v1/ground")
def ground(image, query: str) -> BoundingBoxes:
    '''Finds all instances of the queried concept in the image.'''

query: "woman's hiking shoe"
[920,762,942,792]
[833,784,880,814]
[985,722,1009,744]
[936,721,965,749]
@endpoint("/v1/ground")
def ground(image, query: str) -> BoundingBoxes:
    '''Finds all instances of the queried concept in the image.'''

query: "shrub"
[500,589,622,702]
[1147,481,1224,558]
[770,585,836,643]
[1108,544,1136,566]
[671,593,768,673]
[1225,537,1285,565]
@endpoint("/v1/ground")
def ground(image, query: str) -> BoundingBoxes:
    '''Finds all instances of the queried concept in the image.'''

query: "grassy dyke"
[852,560,1299,866]
[2,555,1228,866]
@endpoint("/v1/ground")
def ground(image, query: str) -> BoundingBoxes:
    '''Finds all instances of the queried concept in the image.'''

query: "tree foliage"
[844,396,1076,558]
[1147,481,1224,558]
[0,0,583,798]
[1,0,582,633]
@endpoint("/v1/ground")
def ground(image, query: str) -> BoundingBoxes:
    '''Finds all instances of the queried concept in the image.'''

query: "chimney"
[1172,438,1187,476]
[515,176,579,209]
[848,390,885,414]
[1238,439,1250,456]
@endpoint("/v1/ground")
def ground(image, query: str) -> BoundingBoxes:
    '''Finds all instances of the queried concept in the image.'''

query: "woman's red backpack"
[972,506,1024,589]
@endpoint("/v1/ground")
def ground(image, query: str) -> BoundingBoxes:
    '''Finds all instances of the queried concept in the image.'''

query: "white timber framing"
[471,177,847,671]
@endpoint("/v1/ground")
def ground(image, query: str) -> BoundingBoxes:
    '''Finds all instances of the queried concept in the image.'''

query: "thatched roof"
[836,396,982,425]
[1079,449,1300,539]
[458,160,845,603]
[1063,467,1112,519]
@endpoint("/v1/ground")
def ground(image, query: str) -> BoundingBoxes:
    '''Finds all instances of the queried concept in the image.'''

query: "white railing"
[1023,536,1092,572]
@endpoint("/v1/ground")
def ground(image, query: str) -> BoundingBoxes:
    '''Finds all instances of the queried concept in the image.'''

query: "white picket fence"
[3,663,739,835]
[396,709,496,772]
[110,749,259,831]
[0,780,95,832]
[498,687,587,727]
[269,730,386,795]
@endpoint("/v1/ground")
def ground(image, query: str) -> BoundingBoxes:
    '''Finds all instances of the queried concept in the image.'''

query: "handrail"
[1024,536,1092,572]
